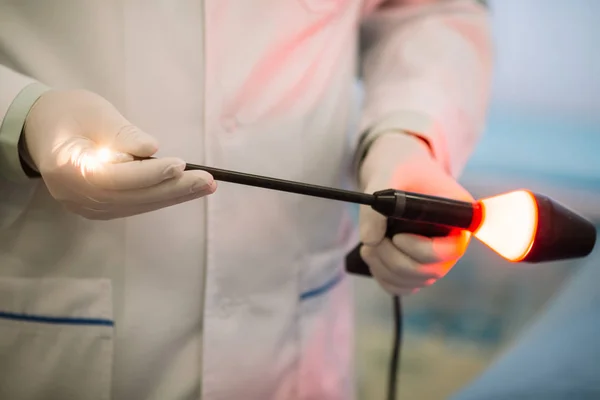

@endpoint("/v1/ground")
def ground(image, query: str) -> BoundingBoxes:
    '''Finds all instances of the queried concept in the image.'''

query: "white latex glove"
[23,89,216,220]
[359,133,473,296]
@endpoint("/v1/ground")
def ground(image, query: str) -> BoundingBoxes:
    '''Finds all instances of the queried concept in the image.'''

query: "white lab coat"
[0,1,491,399]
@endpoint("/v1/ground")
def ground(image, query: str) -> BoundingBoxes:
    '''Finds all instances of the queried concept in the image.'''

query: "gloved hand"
[358,133,472,296]
[22,89,216,220]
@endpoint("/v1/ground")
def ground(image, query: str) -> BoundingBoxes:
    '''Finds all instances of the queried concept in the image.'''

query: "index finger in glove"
[106,170,216,205]
[83,157,187,190]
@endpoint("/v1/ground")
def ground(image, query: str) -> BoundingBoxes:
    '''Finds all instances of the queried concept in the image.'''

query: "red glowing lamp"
[474,190,539,262]
[346,189,597,276]
[474,190,596,263]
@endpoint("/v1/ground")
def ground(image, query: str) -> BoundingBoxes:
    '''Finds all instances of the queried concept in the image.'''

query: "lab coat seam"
[295,85,309,400]
[295,276,302,400]
[293,257,302,400]
[111,6,128,399]
[100,341,114,400]
[199,1,209,398]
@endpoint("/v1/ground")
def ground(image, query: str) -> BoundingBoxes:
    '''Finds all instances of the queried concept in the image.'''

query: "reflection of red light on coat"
[298,277,351,398]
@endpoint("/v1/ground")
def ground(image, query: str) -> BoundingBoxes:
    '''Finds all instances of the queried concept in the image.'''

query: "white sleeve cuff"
[353,110,450,176]
[0,82,51,183]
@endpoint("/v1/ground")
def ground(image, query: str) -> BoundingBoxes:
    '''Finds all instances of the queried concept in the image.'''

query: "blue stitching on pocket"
[300,270,345,301]
[0,311,114,327]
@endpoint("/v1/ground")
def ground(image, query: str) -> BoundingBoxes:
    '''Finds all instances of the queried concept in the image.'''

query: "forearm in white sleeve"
[0,64,50,228]
[356,0,493,177]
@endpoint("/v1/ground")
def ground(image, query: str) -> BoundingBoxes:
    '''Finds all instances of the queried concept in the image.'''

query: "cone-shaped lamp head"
[474,190,596,263]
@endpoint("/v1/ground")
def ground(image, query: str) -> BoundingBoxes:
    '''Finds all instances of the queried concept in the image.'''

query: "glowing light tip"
[473,190,538,262]
[95,147,113,163]
[68,146,121,176]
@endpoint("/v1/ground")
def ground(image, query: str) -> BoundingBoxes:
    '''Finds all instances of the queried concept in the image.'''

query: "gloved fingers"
[361,250,422,296]
[70,189,211,220]
[378,279,422,297]
[83,157,187,190]
[63,171,216,219]
[391,231,471,266]
[374,238,442,281]
[108,170,216,205]
[360,241,437,295]
[361,239,439,285]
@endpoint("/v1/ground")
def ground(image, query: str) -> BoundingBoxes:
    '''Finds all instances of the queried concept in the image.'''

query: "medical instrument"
[171,160,596,267]
[139,157,597,400]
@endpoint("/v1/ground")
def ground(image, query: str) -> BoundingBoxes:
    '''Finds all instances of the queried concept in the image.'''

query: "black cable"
[388,295,402,400]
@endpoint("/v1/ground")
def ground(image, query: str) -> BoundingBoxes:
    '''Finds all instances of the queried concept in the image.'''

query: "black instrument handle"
[345,219,452,277]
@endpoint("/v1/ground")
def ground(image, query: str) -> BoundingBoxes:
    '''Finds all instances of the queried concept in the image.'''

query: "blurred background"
[352,1,600,398]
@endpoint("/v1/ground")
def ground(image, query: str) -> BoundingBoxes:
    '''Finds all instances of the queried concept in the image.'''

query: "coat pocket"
[0,277,114,400]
